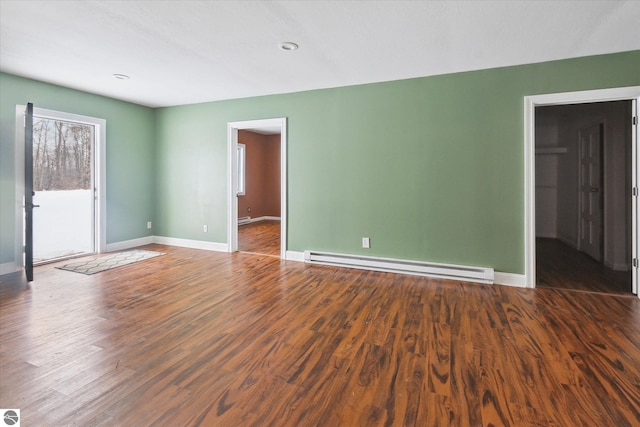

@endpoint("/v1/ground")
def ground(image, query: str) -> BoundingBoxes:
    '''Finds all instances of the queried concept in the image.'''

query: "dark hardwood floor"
[238,220,280,257]
[1,244,639,426]
[537,238,632,295]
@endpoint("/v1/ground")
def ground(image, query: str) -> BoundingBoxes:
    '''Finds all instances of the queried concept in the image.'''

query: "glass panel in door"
[32,116,95,263]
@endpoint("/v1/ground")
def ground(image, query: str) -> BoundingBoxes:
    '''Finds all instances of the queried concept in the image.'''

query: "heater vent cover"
[304,250,494,284]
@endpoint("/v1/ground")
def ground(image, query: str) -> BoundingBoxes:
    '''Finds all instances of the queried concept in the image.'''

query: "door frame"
[227,118,287,258]
[15,106,106,268]
[524,86,640,296]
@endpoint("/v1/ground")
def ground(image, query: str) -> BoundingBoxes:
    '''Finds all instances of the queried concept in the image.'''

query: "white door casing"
[524,86,640,298]
[227,118,287,259]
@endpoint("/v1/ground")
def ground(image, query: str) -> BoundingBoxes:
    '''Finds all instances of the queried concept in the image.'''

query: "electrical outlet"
[147,221,152,229]
[203,224,208,232]
[362,237,370,248]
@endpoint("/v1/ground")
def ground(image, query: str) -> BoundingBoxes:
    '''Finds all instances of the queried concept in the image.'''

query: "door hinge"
[633,116,638,126]
[634,258,638,268]
[634,187,639,197]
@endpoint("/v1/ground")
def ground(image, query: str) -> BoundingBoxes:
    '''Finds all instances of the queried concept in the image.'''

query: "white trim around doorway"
[524,86,640,296]
[227,118,287,259]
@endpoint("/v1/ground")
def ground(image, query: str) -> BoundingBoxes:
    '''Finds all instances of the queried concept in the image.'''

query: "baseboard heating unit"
[303,251,494,284]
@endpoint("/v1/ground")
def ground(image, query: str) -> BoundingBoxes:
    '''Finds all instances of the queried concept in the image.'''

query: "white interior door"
[578,123,603,262]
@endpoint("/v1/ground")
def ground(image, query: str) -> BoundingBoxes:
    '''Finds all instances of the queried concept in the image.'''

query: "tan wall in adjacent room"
[238,130,281,219]
[264,134,281,216]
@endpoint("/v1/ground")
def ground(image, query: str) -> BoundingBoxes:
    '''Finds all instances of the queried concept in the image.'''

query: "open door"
[24,102,36,282]
[15,105,107,278]
[632,99,638,296]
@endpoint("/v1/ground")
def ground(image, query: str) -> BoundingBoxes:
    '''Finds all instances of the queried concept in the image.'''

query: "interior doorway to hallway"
[531,97,636,295]
[227,118,287,259]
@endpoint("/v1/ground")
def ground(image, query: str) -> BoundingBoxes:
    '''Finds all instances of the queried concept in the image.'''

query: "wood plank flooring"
[537,238,632,295]
[1,244,639,426]
[238,220,280,257]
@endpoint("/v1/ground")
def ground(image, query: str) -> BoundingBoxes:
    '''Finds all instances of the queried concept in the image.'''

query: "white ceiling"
[1,1,638,108]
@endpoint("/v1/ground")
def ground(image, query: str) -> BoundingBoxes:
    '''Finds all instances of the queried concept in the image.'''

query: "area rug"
[56,250,165,275]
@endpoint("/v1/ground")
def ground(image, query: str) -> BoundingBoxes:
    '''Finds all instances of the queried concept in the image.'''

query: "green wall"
[2,51,638,275]
[156,51,639,274]
[0,73,156,267]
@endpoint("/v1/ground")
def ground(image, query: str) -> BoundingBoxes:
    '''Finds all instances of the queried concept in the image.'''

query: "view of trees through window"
[33,117,93,191]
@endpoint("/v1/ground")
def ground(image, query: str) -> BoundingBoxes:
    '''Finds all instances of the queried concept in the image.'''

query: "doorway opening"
[524,87,639,298]
[15,106,106,269]
[227,118,287,258]
[32,115,95,263]
[535,101,631,294]
[237,129,281,257]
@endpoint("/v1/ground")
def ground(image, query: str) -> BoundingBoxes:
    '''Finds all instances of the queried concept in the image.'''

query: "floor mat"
[56,250,165,275]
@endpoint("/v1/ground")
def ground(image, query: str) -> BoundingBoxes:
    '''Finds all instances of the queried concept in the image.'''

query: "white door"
[578,123,603,262]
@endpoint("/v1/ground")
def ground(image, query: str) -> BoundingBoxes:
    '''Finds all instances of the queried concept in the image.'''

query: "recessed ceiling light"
[112,73,130,80]
[278,42,298,51]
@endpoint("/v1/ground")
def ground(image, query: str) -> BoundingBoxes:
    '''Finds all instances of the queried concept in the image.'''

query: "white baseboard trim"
[248,216,281,224]
[557,235,577,249]
[94,238,531,289]
[153,236,228,252]
[605,261,631,272]
[494,272,528,288]
[105,236,155,252]
[0,262,20,275]
[535,233,557,239]
[285,250,305,262]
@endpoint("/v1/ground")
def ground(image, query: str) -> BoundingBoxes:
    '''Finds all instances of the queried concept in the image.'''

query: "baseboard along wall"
[101,240,528,288]
[0,262,20,275]
[238,216,281,225]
